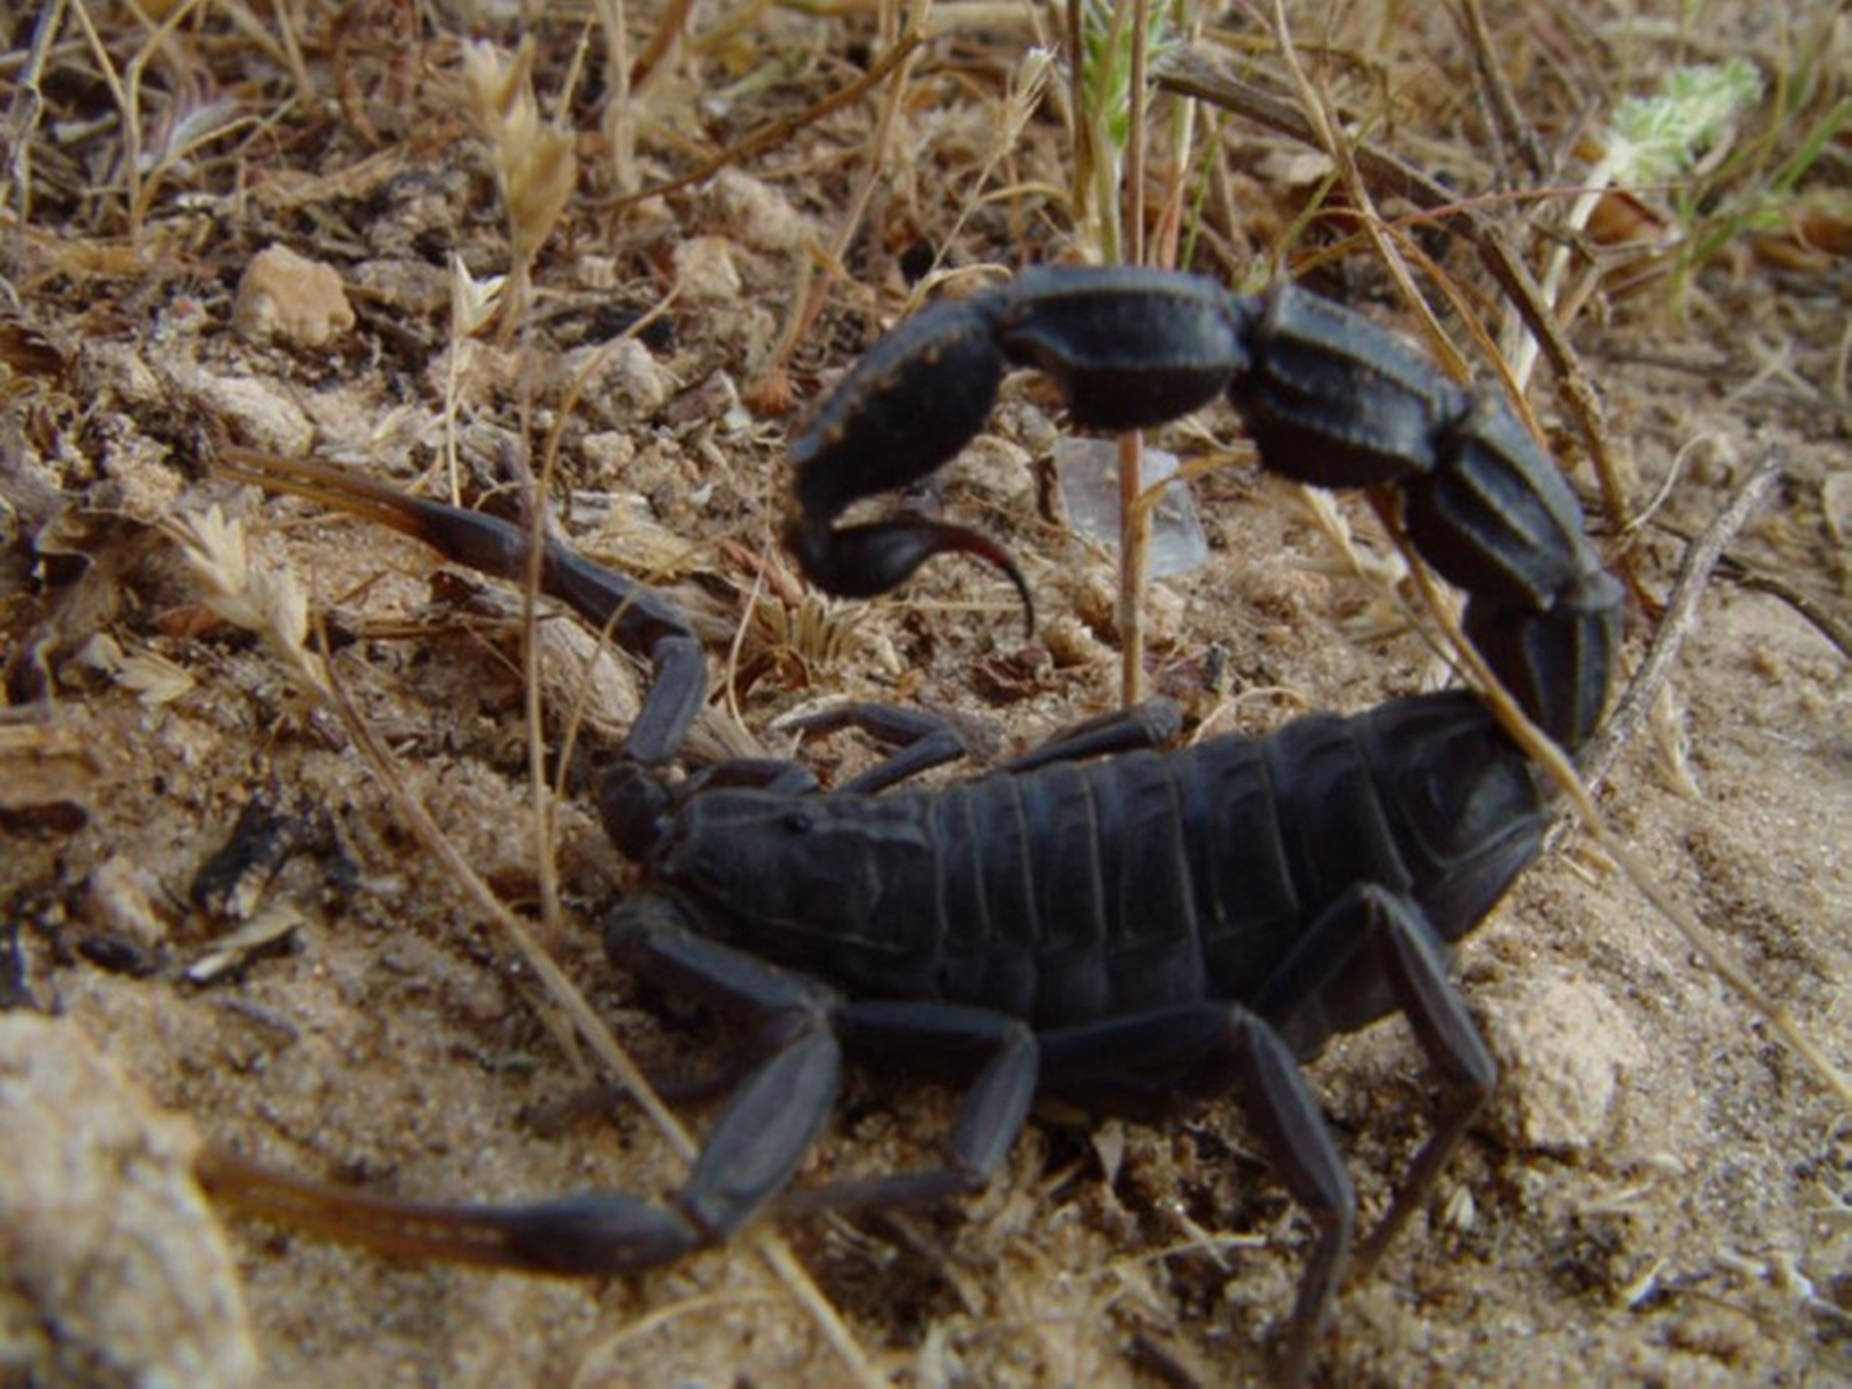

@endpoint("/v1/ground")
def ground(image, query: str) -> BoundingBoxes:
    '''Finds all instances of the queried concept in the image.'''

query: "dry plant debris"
[1,0,1848,1385]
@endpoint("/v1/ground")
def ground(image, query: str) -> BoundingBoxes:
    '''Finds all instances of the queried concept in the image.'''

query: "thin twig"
[318,628,694,1156]
[1265,3,1470,381]
[521,352,564,996]
[764,16,923,389]
[1125,0,1148,268]
[601,29,925,215]
[627,0,698,94]
[1116,429,1148,706]
[1117,0,1152,708]
[1715,558,1852,659]
[1,0,65,224]
[1457,0,1546,183]
[1577,445,1784,791]
[120,0,211,240]
[1066,0,1091,232]
[63,0,135,235]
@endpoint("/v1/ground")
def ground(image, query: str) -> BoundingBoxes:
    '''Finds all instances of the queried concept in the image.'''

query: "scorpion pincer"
[206,266,1622,1385]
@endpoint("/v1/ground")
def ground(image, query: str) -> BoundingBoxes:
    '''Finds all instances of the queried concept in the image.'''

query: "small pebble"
[233,243,355,349]
[1479,968,1647,1151]
[671,236,743,302]
[0,1013,258,1387]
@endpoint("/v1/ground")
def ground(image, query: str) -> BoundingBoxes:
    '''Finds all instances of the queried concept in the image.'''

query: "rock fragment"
[233,244,355,349]
[0,1013,258,1387]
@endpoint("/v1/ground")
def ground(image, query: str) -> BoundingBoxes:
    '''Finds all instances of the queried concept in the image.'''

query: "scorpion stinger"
[787,266,1260,633]
[782,512,1036,634]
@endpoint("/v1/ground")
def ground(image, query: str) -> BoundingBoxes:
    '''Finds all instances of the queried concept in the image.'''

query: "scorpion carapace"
[202,266,1621,1387]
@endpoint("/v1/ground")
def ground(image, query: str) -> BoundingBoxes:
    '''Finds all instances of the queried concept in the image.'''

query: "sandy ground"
[2,2,1848,1385]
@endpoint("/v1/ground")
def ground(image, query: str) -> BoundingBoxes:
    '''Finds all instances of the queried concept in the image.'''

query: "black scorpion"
[208,266,1622,1384]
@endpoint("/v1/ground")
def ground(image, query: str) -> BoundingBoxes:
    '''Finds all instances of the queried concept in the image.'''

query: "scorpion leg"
[781,703,973,794]
[776,1000,1038,1216]
[202,894,851,1275]
[999,696,1182,773]
[786,696,1184,794]
[1038,1003,1356,1389]
[564,919,1044,1220]
[216,449,708,766]
[192,1143,704,1275]
[601,895,847,1246]
[1250,883,1496,1283]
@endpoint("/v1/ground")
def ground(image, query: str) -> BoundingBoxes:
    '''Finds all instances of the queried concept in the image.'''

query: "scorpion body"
[647,693,1542,1051]
[208,265,1621,1385]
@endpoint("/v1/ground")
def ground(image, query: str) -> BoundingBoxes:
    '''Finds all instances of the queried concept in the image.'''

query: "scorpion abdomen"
[656,692,1546,1044]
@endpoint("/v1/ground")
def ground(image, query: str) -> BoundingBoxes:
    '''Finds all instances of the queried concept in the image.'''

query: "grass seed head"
[460,40,578,266]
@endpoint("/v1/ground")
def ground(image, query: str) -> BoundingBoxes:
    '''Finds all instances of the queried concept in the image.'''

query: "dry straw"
[459,40,578,336]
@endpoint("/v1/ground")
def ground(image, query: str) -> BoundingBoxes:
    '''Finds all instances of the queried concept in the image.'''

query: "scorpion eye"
[782,809,814,835]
